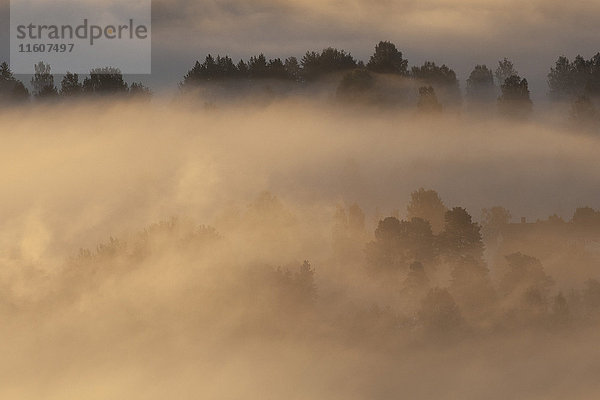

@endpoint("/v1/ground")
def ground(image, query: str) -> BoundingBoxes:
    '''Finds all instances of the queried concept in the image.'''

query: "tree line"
[1,41,599,123]
[332,188,600,334]
[0,61,151,104]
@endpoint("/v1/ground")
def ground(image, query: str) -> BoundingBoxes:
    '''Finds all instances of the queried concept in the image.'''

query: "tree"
[31,61,58,98]
[366,41,408,75]
[248,54,269,79]
[366,216,437,275]
[406,188,447,233]
[83,67,128,95]
[237,59,249,77]
[0,62,29,103]
[498,75,533,118]
[266,58,289,80]
[411,61,461,104]
[495,58,518,86]
[466,65,495,103]
[417,86,442,113]
[284,57,301,82]
[548,56,577,100]
[216,55,238,78]
[129,82,152,100]
[438,207,484,263]
[60,72,83,96]
[548,53,600,100]
[181,54,239,87]
[301,47,357,80]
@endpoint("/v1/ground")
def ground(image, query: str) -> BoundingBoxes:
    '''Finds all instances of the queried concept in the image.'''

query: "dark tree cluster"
[363,189,600,333]
[466,65,495,103]
[498,75,533,118]
[181,54,302,86]
[366,198,484,277]
[411,61,461,103]
[366,41,409,75]
[547,54,600,128]
[548,54,600,100]
[301,48,358,80]
[181,47,359,88]
[0,62,30,104]
[180,42,543,116]
[4,45,600,127]
[0,61,151,103]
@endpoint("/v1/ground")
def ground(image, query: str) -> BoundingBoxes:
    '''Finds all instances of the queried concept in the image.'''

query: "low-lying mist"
[1,99,600,399]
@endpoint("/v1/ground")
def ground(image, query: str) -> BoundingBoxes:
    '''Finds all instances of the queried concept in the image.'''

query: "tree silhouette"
[411,61,461,104]
[236,59,249,77]
[248,54,269,79]
[406,188,447,233]
[366,216,437,275]
[301,47,357,80]
[438,207,484,263]
[495,58,518,86]
[181,54,232,85]
[466,65,495,103]
[548,53,600,100]
[31,62,58,99]
[0,62,29,103]
[366,41,408,75]
[60,72,83,96]
[498,75,533,118]
[129,82,152,100]
[83,67,128,95]
[266,58,289,80]
[548,56,577,100]
[284,57,301,82]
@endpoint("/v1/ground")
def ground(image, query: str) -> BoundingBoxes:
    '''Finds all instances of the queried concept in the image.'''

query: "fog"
[1,99,600,399]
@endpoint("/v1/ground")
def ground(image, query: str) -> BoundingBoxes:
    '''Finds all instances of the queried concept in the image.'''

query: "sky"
[2,0,600,97]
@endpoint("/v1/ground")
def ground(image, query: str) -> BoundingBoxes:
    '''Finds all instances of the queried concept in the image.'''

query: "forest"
[1,41,600,129]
